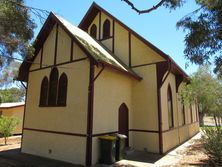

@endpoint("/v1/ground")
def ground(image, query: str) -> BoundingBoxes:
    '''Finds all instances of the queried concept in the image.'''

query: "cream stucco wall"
[162,122,199,153]
[101,38,113,51]
[162,129,180,153]
[30,49,41,70]
[178,125,189,143]
[22,130,86,165]
[88,12,100,40]
[23,22,91,165]
[131,131,159,153]
[131,34,164,66]
[161,74,199,153]
[161,73,178,131]
[114,22,129,66]
[73,43,88,60]
[25,60,89,134]
[92,66,133,164]
[42,24,56,67]
[57,26,71,64]
[132,65,159,131]
[93,66,132,134]
[1,106,24,134]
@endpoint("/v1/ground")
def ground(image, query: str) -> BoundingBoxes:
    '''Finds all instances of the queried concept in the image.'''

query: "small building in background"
[0,102,24,134]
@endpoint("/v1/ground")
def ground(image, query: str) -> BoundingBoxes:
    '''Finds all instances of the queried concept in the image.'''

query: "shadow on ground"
[125,150,163,164]
[0,149,83,167]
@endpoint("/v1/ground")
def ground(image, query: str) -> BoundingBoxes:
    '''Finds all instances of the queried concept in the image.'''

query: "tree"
[122,0,222,76]
[0,0,36,66]
[0,116,19,145]
[180,65,222,126]
[0,0,49,79]
[0,87,25,102]
[0,60,21,86]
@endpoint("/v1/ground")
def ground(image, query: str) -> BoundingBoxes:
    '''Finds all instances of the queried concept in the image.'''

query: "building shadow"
[125,149,163,164]
[0,148,83,167]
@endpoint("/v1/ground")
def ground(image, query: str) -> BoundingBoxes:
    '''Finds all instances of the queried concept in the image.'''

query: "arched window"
[39,76,49,106]
[190,105,193,123]
[48,67,59,106]
[90,24,97,39]
[167,85,174,128]
[182,104,186,125]
[57,73,68,106]
[103,19,110,39]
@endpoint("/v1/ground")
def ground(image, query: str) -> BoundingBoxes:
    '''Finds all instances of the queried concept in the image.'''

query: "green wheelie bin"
[99,135,117,164]
[115,134,127,161]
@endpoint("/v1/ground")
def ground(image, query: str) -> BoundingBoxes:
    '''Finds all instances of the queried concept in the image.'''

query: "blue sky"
[26,0,200,75]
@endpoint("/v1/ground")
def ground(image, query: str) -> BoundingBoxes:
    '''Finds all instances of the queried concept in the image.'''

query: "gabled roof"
[79,2,189,79]
[0,102,25,109]
[17,12,142,81]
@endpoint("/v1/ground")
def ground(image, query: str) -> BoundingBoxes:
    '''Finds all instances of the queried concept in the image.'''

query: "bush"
[202,127,222,165]
[0,116,19,145]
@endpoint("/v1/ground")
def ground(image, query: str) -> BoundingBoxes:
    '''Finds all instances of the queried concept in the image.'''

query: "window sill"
[39,105,66,107]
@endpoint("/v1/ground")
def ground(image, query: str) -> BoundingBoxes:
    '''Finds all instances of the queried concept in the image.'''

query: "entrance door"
[118,103,129,146]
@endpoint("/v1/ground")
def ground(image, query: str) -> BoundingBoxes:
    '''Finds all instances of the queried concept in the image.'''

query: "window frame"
[39,76,49,106]
[190,105,193,123]
[102,19,111,40]
[182,104,186,125]
[48,67,59,106]
[90,24,97,39]
[167,85,174,129]
[57,73,68,106]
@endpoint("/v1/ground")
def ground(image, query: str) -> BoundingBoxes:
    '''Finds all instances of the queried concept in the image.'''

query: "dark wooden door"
[118,103,129,146]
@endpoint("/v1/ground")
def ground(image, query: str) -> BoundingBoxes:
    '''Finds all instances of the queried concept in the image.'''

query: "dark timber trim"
[157,88,163,154]
[129,129,159,133]
[70,39,74,61]
[131,61,165,69]
[162,121,199,133]
[164,131,199,154]
[99,12,101,40]
[24,128,87,137]
[86,60,95,166]
[112,20,115,53]
[40,46,43,68]
[129,32,131,67]
[99,36,113,41]
[156,60,171,154]
[176,75,183,93]
[20,74,29,152]
[93,64,105,82]
[54,24,59,65]
[29,57,88,72]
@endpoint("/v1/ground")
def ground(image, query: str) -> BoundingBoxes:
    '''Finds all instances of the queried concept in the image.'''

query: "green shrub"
[202,127,222,165]
[0,116,19,145]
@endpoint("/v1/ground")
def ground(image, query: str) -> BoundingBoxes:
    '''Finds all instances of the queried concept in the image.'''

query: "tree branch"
[121,0,167,14]
[7,0,49,24]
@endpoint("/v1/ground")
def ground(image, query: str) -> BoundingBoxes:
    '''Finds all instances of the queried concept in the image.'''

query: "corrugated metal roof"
[0,102,25,109]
